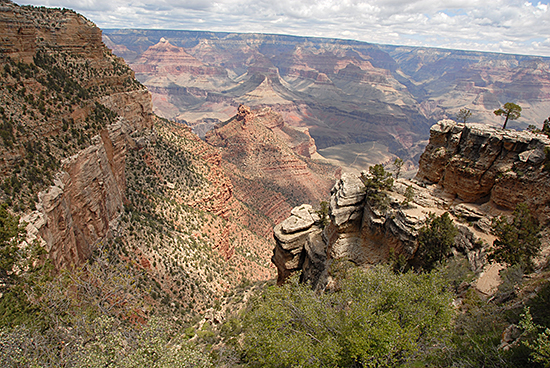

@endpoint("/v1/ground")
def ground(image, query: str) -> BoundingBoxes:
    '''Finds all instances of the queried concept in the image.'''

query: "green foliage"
[0,203,21,279]
[74,316,213,368]
[417,212,458,272]
[456,108,472,124]
[543,116,550,137]
[436,289,515,367]
[238,266,453,367]
[488,203,541,273]
[519,308,550,367]
[528,282,550,329]
[494,102,522,129]
[544,146,550,172]
[495,263,525,302]
[402,184,415,207]
[316,201,329,229]
[360,164,394,208]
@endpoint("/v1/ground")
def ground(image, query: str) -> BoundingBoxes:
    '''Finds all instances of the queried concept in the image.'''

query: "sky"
[15,0,550,57]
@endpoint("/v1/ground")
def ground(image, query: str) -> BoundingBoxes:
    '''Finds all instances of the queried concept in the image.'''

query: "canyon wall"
[0,0,153,268]
[205,105,338,232]
[416,120,550,221]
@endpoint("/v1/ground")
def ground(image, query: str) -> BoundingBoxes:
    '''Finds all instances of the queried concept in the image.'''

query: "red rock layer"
[205,106,338,229]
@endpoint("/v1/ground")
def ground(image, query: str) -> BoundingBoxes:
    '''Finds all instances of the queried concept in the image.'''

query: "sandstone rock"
[205,106,337,229]
[280,214,314,234]
[24,119,136,268]
[273,172,492,288]
[330,173,366,227]
[416,120,550,222]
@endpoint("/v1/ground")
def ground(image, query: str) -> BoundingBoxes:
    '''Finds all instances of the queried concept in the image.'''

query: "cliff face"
[25,119,133,268]
[0,0,152,268]
[273,121,550,289]
[106,29,550,172]
[273,174,437,288]
[0,1,103,63]
[416,120,550,221]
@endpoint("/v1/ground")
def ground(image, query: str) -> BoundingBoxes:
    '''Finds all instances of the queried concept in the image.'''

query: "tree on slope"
[494,102,522,129]
[417,212,458,272]
[488,203,541,273]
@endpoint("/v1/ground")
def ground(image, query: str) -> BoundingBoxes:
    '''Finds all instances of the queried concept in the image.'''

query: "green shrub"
[417,212,458,272]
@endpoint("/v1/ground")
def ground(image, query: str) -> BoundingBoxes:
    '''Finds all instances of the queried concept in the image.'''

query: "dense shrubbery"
[236,265,453,367]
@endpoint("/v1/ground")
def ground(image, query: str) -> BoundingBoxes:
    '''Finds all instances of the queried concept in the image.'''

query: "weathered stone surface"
[416,120,550,221]
[205,106,337,230]
[279,204,316,234]
[24,119,135,269]
[329,173,366,227]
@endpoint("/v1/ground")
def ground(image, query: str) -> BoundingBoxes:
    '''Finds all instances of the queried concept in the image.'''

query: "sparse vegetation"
[456,107,472,124]
[316,201,330,229]
[393,157,404,179]
[402,184,415,207]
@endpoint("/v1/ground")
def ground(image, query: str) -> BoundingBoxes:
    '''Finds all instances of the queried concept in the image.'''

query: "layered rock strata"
[23,118,139,268]
[273,173,443,289]
[273,120,550,288]
[416,120,550,221]
[0,0,153,268]
[205,106,338,231]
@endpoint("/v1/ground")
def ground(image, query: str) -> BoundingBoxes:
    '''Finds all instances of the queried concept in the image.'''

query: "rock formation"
[416,120,550,221]
[205,105,339,232]
[273,174,440,289]
[105,29,550,172]
[273,120,550,289]
[1,0,152,268]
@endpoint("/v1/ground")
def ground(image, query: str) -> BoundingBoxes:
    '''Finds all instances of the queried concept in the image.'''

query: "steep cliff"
[273,121,550,290]
[205,105,339,233]
[416,120,550,221]
[0,0,152,268]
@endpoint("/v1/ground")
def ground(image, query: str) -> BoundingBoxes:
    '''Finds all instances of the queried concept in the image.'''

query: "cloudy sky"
[15,0,550,57]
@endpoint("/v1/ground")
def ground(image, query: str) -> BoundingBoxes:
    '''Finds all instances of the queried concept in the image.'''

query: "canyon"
[2,2,550,366]
[104,29,550,172]
[0,0,340,318]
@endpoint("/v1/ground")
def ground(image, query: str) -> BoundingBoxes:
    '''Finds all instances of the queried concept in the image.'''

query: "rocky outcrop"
[0,1,153,269]
[0,0,103,63]
[273,173,444,288]
[416,120,550,221]
[273,119,550,287]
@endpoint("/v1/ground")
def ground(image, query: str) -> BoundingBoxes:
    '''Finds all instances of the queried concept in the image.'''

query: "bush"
[417,212,458,272]
[360,164,393,208]
[489,203,541,273]
[238,265,453,367]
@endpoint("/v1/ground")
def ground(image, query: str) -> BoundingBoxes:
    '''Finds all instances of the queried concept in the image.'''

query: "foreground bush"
[238,265,453,367]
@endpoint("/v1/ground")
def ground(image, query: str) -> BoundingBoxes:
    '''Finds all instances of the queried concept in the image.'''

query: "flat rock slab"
[281,214,314,234]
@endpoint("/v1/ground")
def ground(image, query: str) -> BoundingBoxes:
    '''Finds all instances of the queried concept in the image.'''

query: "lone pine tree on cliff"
[494,102,522,129]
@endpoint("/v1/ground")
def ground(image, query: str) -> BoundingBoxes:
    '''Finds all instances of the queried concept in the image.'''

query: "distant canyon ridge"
[103,29,550,170]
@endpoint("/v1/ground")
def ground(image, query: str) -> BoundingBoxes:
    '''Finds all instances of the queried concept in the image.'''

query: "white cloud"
[14,0,550,56]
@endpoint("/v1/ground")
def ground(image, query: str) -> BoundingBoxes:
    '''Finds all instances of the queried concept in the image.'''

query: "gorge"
[1,1,550,366]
